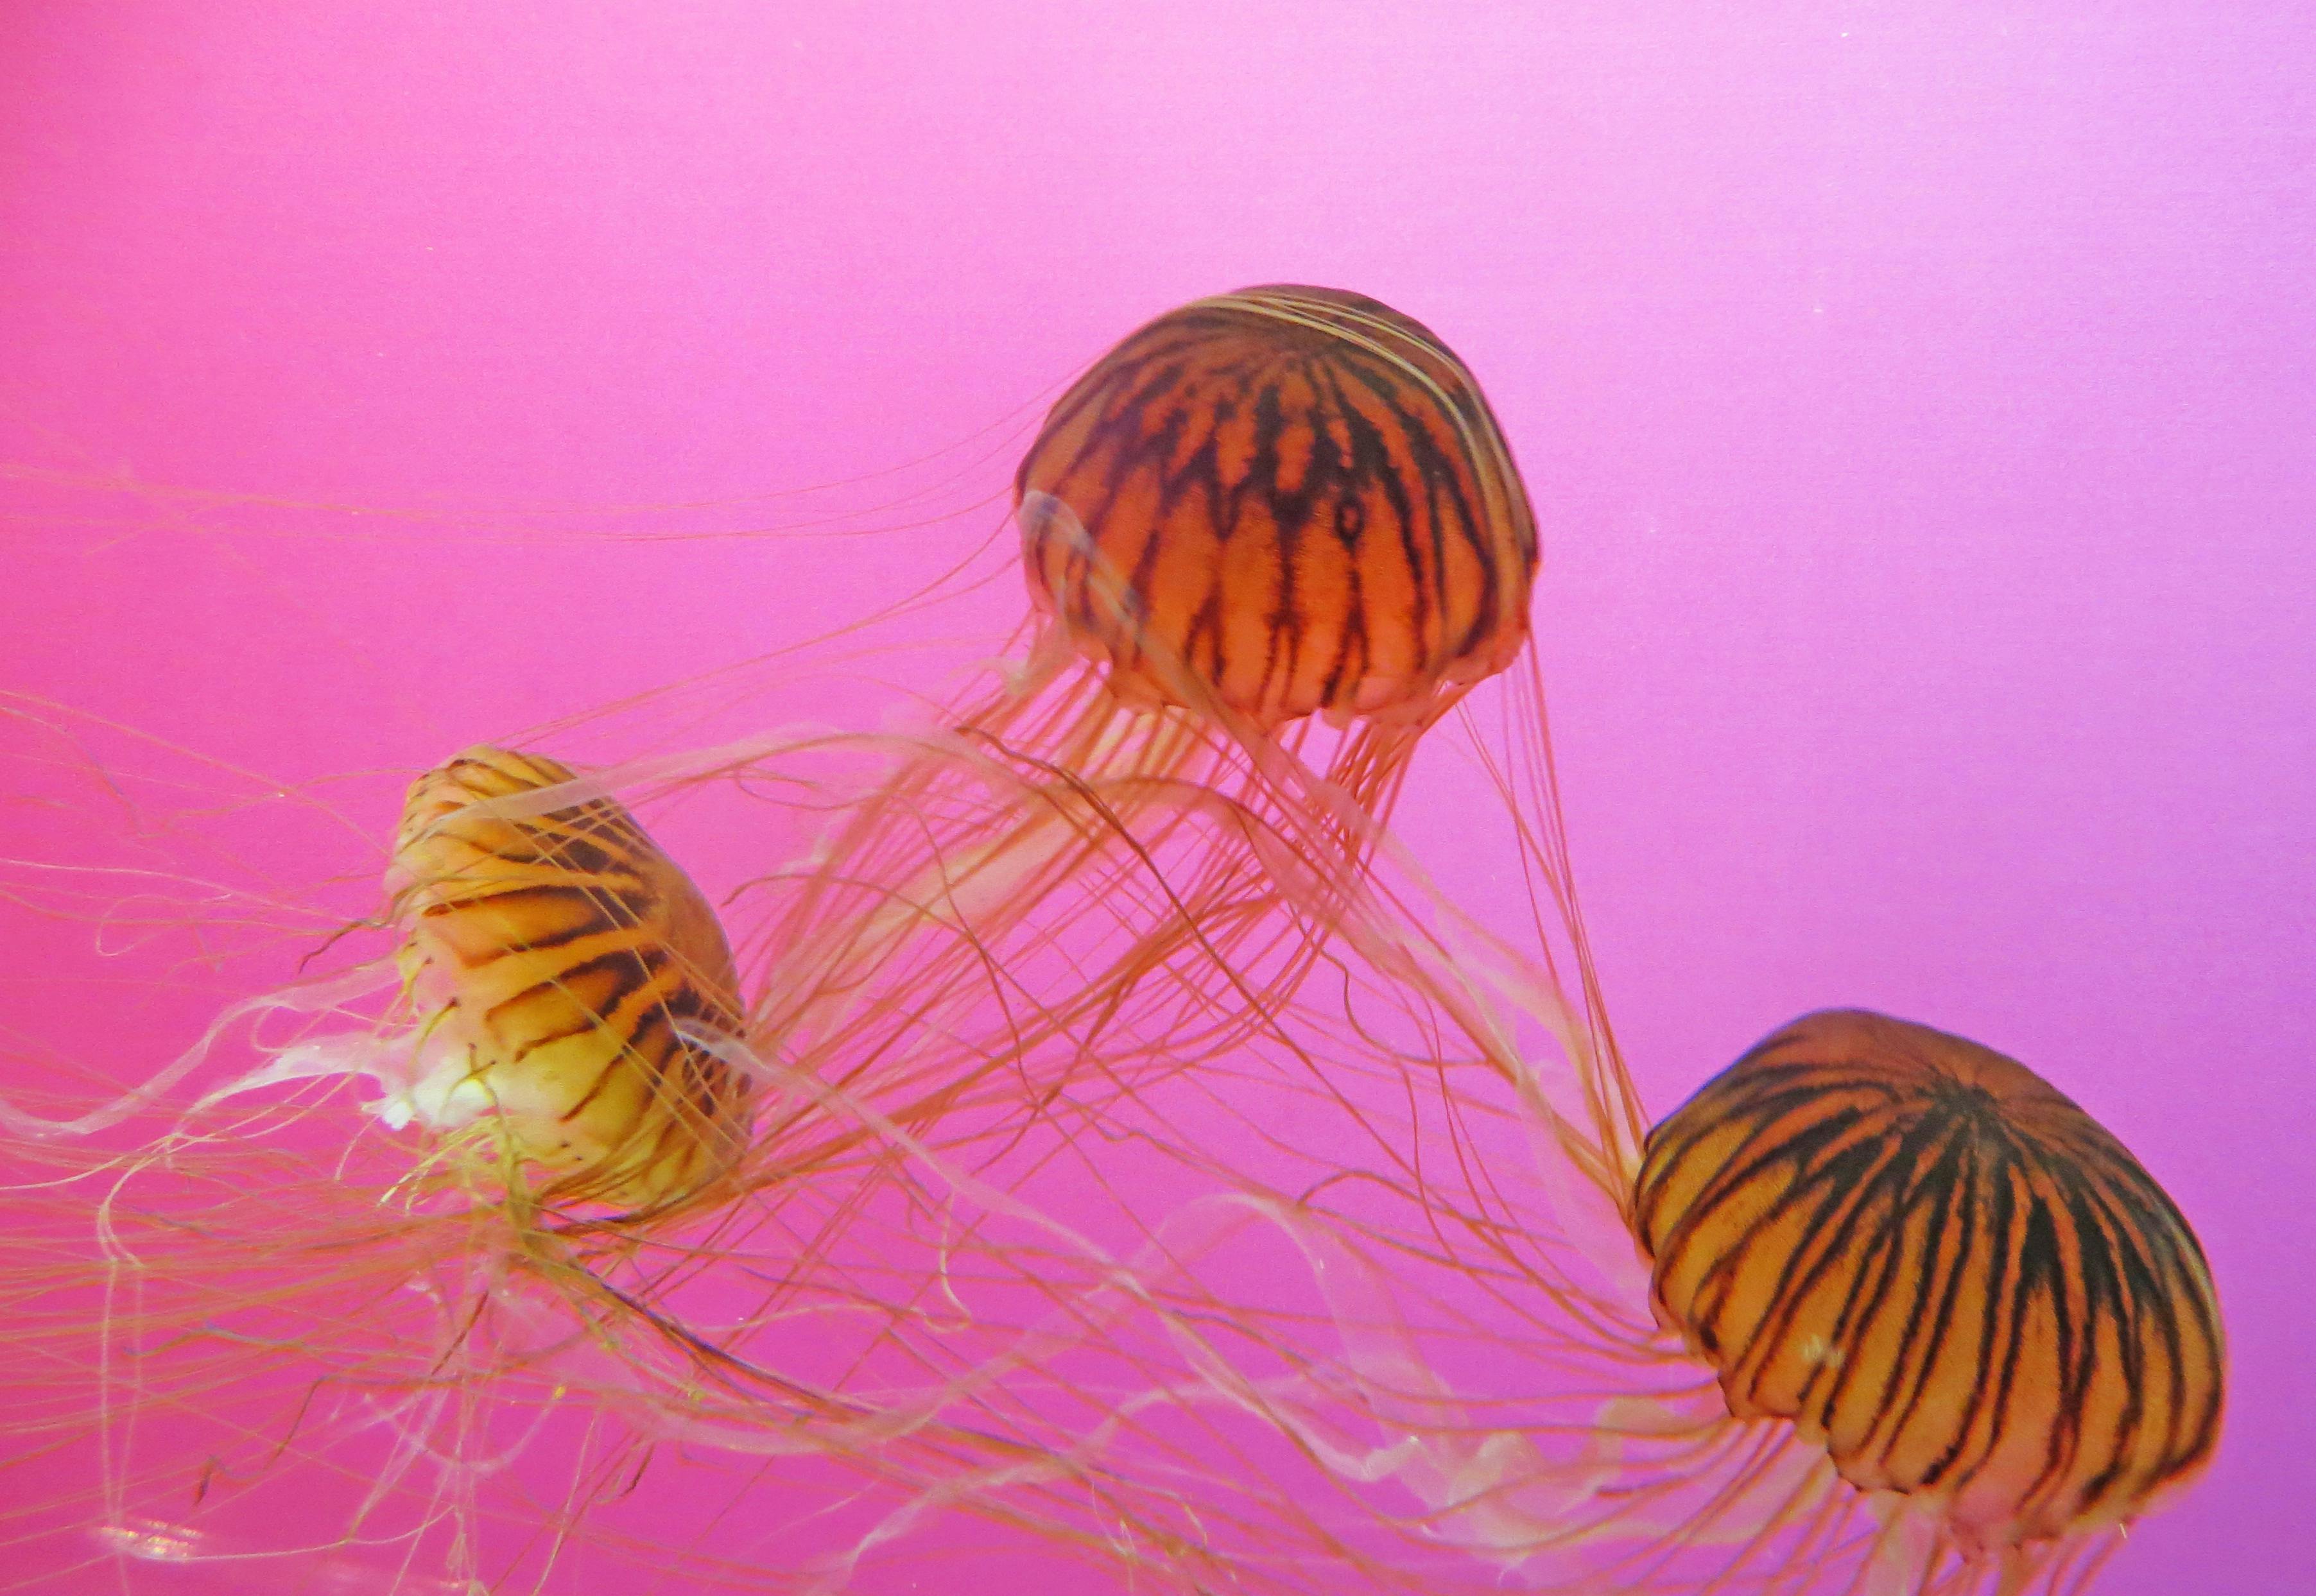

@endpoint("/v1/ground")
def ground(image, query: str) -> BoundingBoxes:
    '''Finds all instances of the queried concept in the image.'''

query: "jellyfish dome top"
[1636,1009,2225,1566]
[1017,284,1537,733]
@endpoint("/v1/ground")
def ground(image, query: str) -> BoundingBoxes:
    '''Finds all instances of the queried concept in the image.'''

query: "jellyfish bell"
[1635,1009,2225,1569]
[382,746,755,1216]
[1017,284,1537,735]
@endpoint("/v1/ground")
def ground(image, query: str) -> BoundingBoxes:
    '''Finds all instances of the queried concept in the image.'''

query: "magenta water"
[4,5,2308,1592]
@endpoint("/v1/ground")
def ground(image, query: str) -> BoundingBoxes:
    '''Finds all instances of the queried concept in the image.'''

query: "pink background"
[4,3,2308,1591]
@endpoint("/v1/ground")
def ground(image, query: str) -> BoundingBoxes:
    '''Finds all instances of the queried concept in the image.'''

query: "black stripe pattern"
[1016,285,1537,729]
[1634,1009,2224,1550]
[390,747,752,1212]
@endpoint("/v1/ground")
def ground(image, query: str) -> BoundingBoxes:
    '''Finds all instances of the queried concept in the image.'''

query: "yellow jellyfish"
[382,746,755,1215]
[1050,809,2231,1594]
[1,748,760,1581]
[1633,1009,2224,1581]
[2,737,1263,1592]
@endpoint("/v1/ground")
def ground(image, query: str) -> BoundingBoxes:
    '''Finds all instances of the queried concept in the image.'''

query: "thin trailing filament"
[1018,284,1536,730]
[388,746,754,1214]
[1634,1008,2225,1554]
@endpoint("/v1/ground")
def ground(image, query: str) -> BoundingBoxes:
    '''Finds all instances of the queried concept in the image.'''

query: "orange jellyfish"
[727,284,1541,1147]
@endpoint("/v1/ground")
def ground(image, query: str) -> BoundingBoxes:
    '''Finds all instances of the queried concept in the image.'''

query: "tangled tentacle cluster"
[1,284,2229,1596]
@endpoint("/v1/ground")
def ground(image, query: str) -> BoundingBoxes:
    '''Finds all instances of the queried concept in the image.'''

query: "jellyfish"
[378,745,756,1215]
[1,735,1282,1592]
[1629,1009,2225,1586]
[1038,811,2232,1594]
[716,284,1542,1159]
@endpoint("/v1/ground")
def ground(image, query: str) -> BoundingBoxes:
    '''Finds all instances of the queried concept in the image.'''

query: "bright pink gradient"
[5,3,2309,1592]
